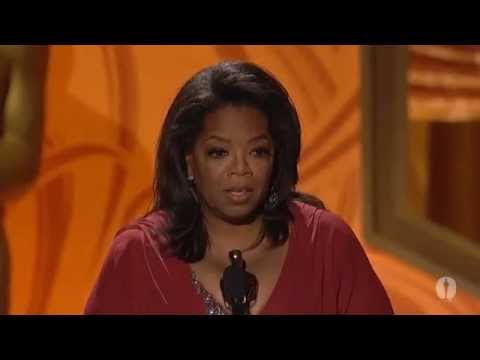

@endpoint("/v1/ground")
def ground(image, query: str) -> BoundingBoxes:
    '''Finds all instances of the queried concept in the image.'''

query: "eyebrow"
[204,135,230,143]
[204,134,271,143]
[248,134,271,143]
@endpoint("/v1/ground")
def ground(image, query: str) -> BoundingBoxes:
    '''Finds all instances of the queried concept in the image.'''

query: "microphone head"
[228,250,244,268]
[229,249,241,262]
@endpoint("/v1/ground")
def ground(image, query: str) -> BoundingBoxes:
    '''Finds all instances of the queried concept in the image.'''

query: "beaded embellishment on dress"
[191,271,231,315]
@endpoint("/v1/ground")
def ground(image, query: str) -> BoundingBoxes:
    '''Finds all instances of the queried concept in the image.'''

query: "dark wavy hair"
[153,61,324,263]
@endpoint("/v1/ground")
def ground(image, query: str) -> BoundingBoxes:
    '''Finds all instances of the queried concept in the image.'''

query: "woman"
[85,61,393,315]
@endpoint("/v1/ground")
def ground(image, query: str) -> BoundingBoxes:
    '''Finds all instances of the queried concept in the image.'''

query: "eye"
[207,147,228,158]
[251,146,272,158]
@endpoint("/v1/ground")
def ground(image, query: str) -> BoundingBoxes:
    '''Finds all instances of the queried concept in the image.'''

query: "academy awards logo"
[436,276,456,301]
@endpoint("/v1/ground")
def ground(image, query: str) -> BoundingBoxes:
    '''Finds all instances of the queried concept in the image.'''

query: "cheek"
[193,161,226,190]
[201,162,226,179]
[252,161,274,186]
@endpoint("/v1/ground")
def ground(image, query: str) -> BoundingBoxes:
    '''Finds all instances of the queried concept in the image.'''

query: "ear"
[185,152,194,179]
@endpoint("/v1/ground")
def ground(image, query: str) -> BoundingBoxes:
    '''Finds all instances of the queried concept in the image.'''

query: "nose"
[229,151,253,177]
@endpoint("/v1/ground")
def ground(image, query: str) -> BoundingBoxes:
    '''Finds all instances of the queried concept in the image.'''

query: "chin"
[218,204,262,225]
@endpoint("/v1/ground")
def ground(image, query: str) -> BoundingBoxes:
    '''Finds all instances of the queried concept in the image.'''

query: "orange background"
[4,45,480,314]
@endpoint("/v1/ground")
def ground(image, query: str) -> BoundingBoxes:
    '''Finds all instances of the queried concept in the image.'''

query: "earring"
[187,176,198,203]
[264,187,279,211]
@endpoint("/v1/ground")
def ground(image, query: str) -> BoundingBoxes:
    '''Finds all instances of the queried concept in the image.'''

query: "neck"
[202,211,265,262]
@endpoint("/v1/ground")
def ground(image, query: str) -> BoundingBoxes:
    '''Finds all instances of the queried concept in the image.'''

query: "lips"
[224,187,253,204]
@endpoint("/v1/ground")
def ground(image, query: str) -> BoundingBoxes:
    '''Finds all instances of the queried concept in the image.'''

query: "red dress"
[85,201,394,315]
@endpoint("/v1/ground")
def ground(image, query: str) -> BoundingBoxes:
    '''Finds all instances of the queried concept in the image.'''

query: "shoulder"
[85,210,176,314]
[290,200,364,259]
[108,209,172,263]
[289,202,393,314]
[290,200,355,240]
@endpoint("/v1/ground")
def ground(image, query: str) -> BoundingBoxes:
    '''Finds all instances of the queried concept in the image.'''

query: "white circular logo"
[436,276,456,301]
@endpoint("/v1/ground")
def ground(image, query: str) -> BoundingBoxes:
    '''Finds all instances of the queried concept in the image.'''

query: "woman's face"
[186,105,274,225]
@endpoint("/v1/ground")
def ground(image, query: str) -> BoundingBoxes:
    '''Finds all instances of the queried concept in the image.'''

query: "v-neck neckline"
[184,225,296,315]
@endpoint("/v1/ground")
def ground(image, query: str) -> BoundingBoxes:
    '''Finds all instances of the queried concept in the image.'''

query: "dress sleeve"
[329,215,394,314]
[84,227,159,314]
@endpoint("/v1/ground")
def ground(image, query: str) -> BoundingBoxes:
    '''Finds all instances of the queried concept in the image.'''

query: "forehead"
[201,105,270,138]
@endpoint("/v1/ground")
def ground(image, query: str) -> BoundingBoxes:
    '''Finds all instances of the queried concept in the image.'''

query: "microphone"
[220,250,258,315]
